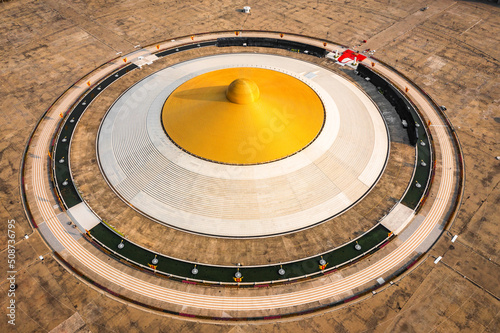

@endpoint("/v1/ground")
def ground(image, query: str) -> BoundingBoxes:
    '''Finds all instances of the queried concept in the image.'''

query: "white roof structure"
[97,54,389,237]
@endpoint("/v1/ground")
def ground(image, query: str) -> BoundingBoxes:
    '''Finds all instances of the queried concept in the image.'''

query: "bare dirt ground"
[0,0,498,332]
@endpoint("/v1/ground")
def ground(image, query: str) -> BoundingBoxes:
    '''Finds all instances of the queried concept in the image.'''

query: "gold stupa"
[161,67,325,164]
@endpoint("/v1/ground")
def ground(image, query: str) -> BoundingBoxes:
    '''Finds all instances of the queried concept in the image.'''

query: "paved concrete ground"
[0,0,498,332]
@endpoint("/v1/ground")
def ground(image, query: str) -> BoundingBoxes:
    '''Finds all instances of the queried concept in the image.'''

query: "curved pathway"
[23,31,460,317]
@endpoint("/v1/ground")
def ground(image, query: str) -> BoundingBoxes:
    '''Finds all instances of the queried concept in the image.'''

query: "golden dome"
[226,78,260,104]
[162,67,324,165]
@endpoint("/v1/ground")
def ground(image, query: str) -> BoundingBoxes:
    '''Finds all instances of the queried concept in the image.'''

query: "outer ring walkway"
[22,31,462,319]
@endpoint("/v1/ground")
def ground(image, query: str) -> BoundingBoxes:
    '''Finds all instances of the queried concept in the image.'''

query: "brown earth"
[0,0,498,332]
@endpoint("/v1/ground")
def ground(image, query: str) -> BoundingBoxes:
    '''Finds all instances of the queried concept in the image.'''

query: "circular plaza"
[21,31,463,320]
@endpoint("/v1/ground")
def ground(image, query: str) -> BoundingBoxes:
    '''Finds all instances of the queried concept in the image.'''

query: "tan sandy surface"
[0,0,498,332]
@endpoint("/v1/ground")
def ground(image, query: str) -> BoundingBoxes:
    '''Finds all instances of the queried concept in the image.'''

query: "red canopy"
[338,49,367,63]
